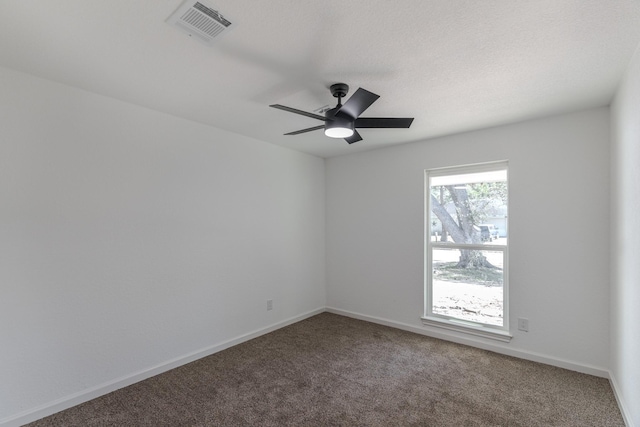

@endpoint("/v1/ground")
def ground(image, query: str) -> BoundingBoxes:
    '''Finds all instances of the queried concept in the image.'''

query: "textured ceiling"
[1,0,639,158]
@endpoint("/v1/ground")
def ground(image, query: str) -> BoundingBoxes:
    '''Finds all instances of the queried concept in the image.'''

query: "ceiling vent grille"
[167,0,232,45]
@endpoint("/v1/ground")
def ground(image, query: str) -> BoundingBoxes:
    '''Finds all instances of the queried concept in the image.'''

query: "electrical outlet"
[518,317,529,332]
[267,299,273,311]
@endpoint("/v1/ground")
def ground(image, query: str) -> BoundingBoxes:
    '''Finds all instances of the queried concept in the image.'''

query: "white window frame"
[422,161,511,342]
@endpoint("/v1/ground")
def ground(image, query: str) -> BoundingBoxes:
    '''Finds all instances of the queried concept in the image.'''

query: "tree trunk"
[431,194,466,242]
[446,185,478,243]
[439,187,448,241]
[457,249,494,268]
[430,191,496,269]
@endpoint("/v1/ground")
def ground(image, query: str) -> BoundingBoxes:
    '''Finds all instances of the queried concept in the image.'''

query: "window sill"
[421,316,512,342]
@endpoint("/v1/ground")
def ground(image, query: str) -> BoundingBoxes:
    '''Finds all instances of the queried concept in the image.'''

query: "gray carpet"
[26,313,623,426]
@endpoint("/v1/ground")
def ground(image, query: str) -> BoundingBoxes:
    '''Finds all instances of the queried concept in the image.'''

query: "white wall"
[0,67,325,424]
[610,45,640,426]
[0,60,627,425]
[326,108,611,373]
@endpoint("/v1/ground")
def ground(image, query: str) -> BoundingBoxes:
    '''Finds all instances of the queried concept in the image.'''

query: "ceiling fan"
[269,83,414,144]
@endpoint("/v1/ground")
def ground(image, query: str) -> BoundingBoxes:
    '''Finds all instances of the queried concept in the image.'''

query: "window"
[423,162,511,341]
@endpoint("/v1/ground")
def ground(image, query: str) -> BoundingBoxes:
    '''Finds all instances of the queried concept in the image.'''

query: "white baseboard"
[609,372,634,427]
[325,307,610,378]
[0,307,324,427]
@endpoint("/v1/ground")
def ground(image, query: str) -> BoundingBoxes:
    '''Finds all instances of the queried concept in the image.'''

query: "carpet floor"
[26,313,623,426]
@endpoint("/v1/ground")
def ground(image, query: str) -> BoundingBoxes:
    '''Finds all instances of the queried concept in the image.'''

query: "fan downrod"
[329,83,349,99]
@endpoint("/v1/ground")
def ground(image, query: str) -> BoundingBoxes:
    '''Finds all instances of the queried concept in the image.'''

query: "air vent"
[167,0,232,45]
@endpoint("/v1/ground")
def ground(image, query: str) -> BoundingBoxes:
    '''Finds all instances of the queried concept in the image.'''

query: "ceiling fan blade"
[344,130,363,144]
[355,117,414,128]
[270,104,328,121]
[284,125,325,135]
[338,88,380,119]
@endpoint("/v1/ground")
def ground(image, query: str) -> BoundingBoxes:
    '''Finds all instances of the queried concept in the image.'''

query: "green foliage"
[431,181,507,226]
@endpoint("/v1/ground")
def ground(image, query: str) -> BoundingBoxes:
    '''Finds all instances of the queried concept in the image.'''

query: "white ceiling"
[1,1,639,158]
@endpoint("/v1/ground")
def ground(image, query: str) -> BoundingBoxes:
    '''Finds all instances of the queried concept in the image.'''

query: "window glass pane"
[429,170,507,246]
[431,248,504,326]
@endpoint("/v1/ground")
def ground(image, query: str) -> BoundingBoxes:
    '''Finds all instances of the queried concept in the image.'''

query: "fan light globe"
[324,112,355,138]
[325,126,354,138]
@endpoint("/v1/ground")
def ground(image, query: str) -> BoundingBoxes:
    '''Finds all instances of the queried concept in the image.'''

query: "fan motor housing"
[330,83,349,99]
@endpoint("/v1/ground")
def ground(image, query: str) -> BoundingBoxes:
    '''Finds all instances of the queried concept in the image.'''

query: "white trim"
[428,160,509,177]
[609,372,635,427]
[421,316,512,342]
[325,307,609,378]
[0,308,325,427]
[430,242,507,251]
